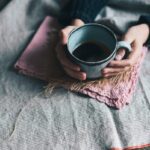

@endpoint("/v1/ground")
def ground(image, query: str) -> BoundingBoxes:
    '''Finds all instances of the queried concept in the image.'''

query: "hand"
[55,19,87,80]
[102,24,150,78]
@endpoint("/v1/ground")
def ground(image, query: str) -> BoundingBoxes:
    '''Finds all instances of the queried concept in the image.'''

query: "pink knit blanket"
[14,16,147,109]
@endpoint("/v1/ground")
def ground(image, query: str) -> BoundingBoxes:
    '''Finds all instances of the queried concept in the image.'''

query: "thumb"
[116,31,134,60]
[115,48,126,60]
[60,26,76,45]
[127,42,143,63]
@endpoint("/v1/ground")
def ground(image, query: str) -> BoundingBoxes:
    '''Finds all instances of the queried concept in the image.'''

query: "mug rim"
[67,23,118,65]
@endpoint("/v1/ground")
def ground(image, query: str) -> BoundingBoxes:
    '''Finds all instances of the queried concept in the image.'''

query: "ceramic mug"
[66,23,132,79]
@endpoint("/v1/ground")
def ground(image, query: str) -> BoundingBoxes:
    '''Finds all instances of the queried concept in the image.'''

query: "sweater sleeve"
[138,15,150,26]
[61,0,109,24]
[137,15,150,47]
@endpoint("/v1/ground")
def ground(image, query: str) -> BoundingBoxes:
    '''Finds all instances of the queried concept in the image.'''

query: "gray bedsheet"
[0,0,150,149]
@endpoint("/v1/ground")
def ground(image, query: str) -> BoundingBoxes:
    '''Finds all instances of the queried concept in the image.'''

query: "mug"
[66,23,132,79]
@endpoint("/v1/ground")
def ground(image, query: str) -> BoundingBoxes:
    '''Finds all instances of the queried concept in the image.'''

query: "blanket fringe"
[45,67,132,94]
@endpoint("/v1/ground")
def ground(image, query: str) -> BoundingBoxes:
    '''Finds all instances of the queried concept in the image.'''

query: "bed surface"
[0,0,150,149]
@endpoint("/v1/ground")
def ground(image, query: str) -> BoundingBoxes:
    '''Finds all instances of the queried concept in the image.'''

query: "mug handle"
[116,41,132,59]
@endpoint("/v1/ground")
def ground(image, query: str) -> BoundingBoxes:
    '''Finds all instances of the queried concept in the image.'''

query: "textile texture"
[0,0,150,149]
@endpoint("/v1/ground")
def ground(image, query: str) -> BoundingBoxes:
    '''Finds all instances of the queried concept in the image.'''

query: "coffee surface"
[72,42,111,62]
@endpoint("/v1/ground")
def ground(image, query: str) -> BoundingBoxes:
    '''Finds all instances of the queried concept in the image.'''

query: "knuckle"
[102,69,108,74]
[61,29,65,34]
[128,61,133,66]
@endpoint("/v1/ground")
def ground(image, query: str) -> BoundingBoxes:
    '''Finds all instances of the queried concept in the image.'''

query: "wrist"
[70,19,85,27]
[139,23,150,35]
[139,24,150,45]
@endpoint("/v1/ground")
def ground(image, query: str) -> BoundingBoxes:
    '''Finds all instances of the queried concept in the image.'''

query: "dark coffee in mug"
[72,42,111,62]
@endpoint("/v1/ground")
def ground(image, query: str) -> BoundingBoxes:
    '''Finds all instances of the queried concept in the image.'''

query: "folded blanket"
[15,16,147,109]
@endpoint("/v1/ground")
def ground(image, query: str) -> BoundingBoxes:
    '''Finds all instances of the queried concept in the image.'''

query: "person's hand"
[55,19,87,80]
[102,24,150,78]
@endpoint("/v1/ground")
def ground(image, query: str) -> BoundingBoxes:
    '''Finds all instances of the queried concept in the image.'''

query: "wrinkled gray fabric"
[0,0,11,11]
[0,0,150,149]
[96,0,150,35]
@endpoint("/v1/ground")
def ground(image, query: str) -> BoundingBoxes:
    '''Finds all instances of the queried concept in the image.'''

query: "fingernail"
[115,55,122,60]
[81,73,86,80]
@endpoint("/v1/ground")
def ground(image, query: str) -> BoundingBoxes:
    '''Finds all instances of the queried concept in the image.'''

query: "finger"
[56,44,81,71]
[122,29,142,60]
[60,52,80,71]
[109,42,142,67]
[102,67,129,75]
[127,42,142,61]
[60,26,76,45]
[114,33,133,62]
[103,72,120,78]
[115,48,126,60]
[109,59,132,67]
[64,67,86,81]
